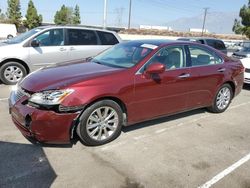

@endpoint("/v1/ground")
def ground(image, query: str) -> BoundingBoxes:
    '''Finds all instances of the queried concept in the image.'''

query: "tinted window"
[189,46,222,66]
[206,39,226,50]
[97,31,119,45]
[67,29,97,45]
[146,46,185,70]
[35,29,64,46]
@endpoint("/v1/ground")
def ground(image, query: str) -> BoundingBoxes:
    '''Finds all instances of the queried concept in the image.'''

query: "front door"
[130,45,191,123]
[29,28,68,69]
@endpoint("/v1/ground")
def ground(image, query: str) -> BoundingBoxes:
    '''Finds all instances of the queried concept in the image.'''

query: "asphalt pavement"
[0,83,250,188]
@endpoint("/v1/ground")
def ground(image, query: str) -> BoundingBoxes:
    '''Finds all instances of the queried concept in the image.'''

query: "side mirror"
[31,39,40,47]
[145,62,165,75]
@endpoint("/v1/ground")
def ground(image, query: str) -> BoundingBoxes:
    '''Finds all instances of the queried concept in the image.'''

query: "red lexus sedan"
[9,40,244,146]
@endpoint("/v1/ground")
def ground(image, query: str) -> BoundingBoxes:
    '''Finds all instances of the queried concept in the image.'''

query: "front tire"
[77,100,123,146]
[0,62,27,85]
[208,84,233,113]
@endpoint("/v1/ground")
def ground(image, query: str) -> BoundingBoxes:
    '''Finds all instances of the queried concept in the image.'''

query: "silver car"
[0,26,122,85]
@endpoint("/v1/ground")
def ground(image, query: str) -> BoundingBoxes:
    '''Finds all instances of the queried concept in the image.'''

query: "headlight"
[29,89,74,105]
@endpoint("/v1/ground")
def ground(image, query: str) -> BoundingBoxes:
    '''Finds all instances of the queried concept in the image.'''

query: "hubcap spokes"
[4,66,23,83]
[216,87,231,110]
[86,107,119,141]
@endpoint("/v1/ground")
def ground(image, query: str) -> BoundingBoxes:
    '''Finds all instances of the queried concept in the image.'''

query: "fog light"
[25,115,32,128]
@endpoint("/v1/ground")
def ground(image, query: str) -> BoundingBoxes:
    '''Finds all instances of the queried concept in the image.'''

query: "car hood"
[20,60,124,92]
[233,50,250,57]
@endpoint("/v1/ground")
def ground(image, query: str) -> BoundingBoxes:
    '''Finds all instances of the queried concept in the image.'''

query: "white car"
[0,26,122,85]
[0,23,17,39]
[240,57,250,84]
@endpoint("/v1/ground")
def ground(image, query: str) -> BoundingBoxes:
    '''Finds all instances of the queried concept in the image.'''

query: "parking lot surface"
[0,83,250,188]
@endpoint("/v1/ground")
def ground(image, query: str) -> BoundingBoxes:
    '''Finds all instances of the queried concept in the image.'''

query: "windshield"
[92,42,153,68]
[4,28,44,44]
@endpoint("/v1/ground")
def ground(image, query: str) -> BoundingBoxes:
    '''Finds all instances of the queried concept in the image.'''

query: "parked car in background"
[9,40,244,146]
[232,41,250,59]
[0,26,122,85]
[177,37,227,54]
[239,57,250,84]
[0,23,17,39]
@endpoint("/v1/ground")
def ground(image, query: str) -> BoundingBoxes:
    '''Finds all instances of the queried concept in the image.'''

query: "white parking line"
[0,98,8,101]
[198,152,250,188]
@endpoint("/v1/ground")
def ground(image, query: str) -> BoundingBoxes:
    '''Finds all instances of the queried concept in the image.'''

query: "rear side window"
[206,39,226,50]
[67,29,98,45]
[189,46,222,66]
[97,31,119,45]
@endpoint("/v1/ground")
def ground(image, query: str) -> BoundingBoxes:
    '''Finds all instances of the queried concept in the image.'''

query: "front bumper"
[9,91,80,144]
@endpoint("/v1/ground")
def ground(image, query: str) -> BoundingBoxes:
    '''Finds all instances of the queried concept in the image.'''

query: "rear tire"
[77,100,123,146]
[207,84,233,113]
[7,34,13,39]
[0,61,27,85]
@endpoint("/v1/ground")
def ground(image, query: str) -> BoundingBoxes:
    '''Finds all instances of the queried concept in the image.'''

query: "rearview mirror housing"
[145,62,165,75]
[31,39,40,47]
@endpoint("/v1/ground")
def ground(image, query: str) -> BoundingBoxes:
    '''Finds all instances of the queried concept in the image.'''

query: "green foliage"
[54,5,73,25]
[73,5,81,25]
[54,4,81,25]
[232,19,243,34]
[234,0,250,38]
[0,8,6,21]
[6,0,22,28]
[23,0,43,29]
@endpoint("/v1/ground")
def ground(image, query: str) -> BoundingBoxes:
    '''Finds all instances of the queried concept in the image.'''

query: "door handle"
[70,47,76,51]
[217,68,226,72]
[178,73,190,79]
[59,47,67,51]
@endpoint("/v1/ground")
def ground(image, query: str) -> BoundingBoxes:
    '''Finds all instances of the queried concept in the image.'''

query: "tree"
[0,9,6,21]
[54,5,73,25]
[23,0,42,29]
[6,0,22,28]
[233,0,250,38]
[73,5,81,25]
[232,19,243,34]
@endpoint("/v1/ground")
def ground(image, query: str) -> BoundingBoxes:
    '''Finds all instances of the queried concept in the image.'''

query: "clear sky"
[0,0,248,27]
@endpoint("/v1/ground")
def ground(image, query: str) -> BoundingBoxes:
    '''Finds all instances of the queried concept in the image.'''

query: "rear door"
[29,28,68,68]
[186,45,226,108]
[65,29,110,61]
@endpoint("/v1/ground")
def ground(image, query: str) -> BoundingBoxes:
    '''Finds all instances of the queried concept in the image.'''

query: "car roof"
[178,37,223,41]
[36,25,117,33]
[124,39,199,46]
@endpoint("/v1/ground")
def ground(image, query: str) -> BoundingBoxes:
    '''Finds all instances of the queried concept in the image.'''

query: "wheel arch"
[1,58,30,74]
[70,96,128,142]
[223,81,235,98]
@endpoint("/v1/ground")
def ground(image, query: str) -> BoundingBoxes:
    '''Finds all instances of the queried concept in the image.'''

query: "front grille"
[14,88,30,103]
[245,68,250,73]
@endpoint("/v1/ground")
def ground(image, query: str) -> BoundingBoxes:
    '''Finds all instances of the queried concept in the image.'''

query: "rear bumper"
[9,94,80,144]
[244,72,250,84]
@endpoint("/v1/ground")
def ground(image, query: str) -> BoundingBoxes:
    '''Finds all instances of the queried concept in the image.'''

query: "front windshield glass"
[4,28,44,44]
[92,42,154,68]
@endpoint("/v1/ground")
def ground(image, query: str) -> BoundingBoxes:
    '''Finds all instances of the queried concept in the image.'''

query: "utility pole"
[103,0,108,29]
[201,7,209,36]
[128,0,132,29]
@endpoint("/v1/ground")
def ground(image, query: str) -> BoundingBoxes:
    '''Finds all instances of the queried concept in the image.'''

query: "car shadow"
[0,141,57,188]
[122,108,207,133]
[243,84,250,91]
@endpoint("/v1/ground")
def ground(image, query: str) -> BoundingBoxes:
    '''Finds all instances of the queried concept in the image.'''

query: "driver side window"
[35,29,64,46]
[146,46,185,70]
